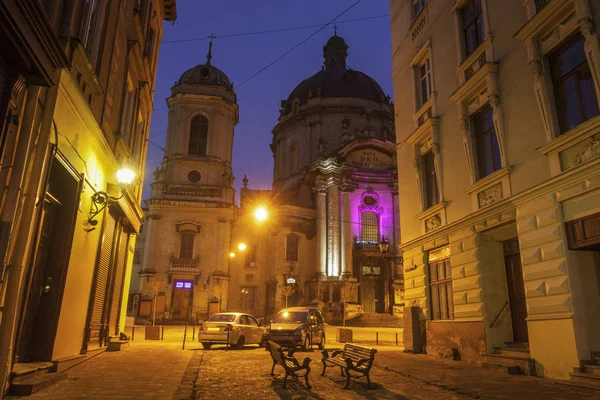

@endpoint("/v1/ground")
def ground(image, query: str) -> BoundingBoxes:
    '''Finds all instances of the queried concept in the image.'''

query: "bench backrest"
[343,343,377,364]
[268,341,284,363]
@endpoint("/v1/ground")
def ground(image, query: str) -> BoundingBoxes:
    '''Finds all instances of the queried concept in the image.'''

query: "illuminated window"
[361,212,379,242]
[189,115,208,156]
[285,234,299,262]
[179,231,195,259]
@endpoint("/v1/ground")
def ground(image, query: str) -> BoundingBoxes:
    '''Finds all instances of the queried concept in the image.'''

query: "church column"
[328,181,341,277]
[142,214,160,273]
[340,183,354,277]
[314,183,328,279]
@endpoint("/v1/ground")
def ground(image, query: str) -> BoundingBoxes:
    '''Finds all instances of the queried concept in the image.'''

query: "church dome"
[283,34,386,114]
[177,64,233,90]
[175,38,233,90]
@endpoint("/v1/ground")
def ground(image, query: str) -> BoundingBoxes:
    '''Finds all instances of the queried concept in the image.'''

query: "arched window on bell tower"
[189,115,208,156]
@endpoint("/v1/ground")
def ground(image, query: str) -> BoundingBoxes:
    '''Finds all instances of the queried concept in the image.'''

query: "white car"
[198,312,266,350]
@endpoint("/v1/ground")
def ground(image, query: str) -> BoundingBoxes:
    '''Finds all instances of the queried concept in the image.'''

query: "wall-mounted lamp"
[378,236,403,265]
[87,166,136,227]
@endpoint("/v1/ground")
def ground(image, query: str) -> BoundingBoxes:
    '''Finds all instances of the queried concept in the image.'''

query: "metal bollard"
[182,325,188,350]
[161,326,164,340]
[131,326,135,341]
[226,324,231,351]
[192,326,196,341]
[396,332,398,346]
[376,332,379,345]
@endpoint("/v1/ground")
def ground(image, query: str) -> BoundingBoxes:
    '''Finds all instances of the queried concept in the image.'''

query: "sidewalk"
[325,325,600,399]
[373,346,600,400]
[12,342,196,400]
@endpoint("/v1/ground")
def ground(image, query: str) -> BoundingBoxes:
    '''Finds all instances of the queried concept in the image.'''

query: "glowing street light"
[253,206,269,222]
[229,252,236,258]
[237,242,247,251]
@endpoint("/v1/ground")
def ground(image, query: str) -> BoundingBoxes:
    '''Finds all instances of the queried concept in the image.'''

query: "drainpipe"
[0,82,59,396]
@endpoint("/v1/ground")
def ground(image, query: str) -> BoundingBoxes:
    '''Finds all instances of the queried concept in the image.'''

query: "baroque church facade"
[132,34,402,324]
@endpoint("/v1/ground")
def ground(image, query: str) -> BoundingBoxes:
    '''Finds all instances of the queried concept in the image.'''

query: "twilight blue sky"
[144,0,394,202]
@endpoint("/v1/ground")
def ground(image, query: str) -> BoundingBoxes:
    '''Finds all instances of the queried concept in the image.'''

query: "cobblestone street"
[194,345,469,400]
[13,340,600,400]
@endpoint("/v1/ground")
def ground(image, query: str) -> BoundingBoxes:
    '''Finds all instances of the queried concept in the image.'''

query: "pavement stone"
[14,342,195,400]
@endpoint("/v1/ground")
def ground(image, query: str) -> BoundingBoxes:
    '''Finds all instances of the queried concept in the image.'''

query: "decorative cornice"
[464,166,512,194]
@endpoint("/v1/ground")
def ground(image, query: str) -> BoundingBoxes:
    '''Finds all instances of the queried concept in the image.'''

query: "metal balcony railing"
[353,241,380,252]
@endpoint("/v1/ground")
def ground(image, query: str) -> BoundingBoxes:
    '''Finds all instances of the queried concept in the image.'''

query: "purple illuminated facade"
[235,35,402,323]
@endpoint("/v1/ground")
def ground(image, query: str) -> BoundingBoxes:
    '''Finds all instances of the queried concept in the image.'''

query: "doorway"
[504,239,529,343]
[171,280,193,319]
[16,154,80,362]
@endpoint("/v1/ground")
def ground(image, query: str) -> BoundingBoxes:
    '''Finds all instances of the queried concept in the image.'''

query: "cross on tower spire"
[333,24,338,36]
[206,33,216,66]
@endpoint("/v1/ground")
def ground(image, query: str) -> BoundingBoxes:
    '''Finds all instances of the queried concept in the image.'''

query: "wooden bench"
[267,341,312,389]
[321,343,377,389]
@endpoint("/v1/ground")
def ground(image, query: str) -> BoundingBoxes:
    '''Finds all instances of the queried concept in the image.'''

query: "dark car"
[265,307,326,350]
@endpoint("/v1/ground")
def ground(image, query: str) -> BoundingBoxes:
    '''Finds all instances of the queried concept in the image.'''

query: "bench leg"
[365,372,371,390]
[271,360,277,376]
[339,366,345,377]
[283,371,290,388]
[304,366,312,390]
[343,368,351,389]
[321,360,327,376]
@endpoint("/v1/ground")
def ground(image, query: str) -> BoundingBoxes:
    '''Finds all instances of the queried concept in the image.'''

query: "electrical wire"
[235,0,364,90]
[148,1,374,139]
[162,14,390,44]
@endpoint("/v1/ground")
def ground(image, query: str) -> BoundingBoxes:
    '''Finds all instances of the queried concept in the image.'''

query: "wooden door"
[505,253,529,343]
[16,198,59,362]
[171,288,191,319]
[362,278,376,313]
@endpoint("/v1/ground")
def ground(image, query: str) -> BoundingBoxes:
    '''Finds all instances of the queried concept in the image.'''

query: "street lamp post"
[220,205,270,312]
[378,236,403,316]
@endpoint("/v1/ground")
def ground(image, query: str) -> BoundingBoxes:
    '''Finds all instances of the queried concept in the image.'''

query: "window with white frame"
[550,34,599,134]
[461,0,484,58]
[361,212,379,242]
[418,58,432,108]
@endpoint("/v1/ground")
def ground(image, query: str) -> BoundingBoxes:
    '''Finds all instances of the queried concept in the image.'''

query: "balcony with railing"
[169,256,200,273]
[353,240,380,253]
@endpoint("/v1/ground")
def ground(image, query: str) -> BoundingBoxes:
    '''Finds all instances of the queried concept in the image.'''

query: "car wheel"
[236,336,245,350]
[318,334,326,350]
[202,343,212,350]
[301,335,309,351]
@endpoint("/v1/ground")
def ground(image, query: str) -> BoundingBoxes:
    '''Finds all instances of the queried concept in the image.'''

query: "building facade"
[135,34,401,327]
[390,0,600,381]
[0,0,175,394]
[238,34,400,324]
[135,42,239,323]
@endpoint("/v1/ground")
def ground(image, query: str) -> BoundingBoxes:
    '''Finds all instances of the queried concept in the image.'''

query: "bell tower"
[153,39,239,205]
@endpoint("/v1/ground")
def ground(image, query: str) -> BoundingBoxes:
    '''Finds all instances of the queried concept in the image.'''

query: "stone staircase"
[481,343,536,375]
[9,362,67,396]
[344,312,403,328]
[569,351,600,390]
